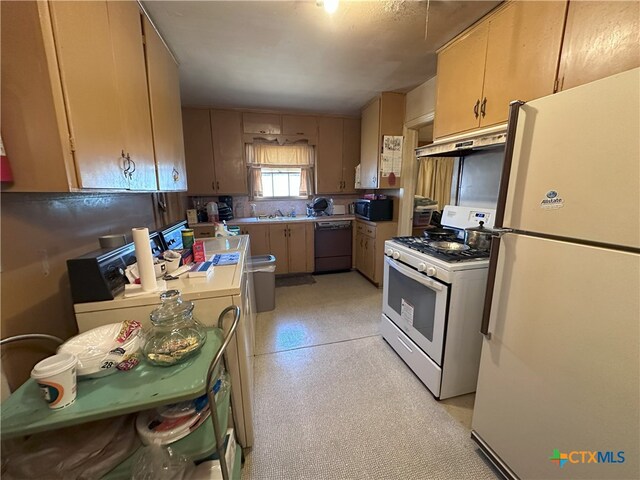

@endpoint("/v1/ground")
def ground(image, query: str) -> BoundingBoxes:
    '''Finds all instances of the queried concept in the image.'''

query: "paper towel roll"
[132,227,157,292]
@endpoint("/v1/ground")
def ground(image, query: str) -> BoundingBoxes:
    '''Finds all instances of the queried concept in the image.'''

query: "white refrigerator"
[471,68,639,480]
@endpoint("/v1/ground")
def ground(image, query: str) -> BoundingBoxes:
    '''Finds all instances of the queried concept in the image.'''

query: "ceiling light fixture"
[316,0,339,14]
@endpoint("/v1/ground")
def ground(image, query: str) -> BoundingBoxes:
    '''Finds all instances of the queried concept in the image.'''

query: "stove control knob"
[417,263,427,272]
[385,248,394,257]
[426,267,437,277]
[392,251,401,260]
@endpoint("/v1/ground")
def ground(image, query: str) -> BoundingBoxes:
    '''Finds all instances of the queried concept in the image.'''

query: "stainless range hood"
[416,123,507,157]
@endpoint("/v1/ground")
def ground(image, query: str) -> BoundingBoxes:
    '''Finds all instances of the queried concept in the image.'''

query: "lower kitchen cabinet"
[235,224,270,256]
[229,222,314,273]
[268,223,309,274]
[354,219,397,286]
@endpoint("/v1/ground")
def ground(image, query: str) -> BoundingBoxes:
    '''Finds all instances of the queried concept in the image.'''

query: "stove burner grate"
[392,236,490,262]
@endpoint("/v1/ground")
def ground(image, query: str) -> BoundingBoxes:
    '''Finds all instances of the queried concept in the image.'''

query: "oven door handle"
[386,256,444,292]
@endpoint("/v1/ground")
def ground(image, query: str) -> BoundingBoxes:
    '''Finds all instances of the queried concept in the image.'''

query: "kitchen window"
[246,142,314,199]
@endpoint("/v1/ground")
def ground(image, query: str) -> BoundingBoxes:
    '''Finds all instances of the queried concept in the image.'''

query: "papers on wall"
[381,136,403,177]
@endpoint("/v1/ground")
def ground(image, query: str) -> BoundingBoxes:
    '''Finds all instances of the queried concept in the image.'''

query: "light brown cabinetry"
[183,108,216,195]
[359,93,405,189]
[281,115,317,136]
[210,110,247,194]
[354,220,397,286]
[557,1,640,92]
[183,108,247,195]
[228,222,314,273]
[143,16,186,191]
[237,225,270,256]
[0,1,183,192]
[434,1,566,139]
[316,117,361,194]
[342,118,361,194]
[242,113,281,134]
[268,223,309,274]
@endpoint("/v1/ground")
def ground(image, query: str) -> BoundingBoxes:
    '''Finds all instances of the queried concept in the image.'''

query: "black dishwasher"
[314,221,352,273]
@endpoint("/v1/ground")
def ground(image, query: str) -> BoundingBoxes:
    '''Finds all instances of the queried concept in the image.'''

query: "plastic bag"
[2,415,139,480]
[131,442,194,480]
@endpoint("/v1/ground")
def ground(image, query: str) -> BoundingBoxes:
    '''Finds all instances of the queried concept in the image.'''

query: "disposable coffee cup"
[30,353,78,410]
[163,251,182,273]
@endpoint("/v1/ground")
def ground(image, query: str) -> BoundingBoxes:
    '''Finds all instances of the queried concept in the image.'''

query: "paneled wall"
[0,193,162,390]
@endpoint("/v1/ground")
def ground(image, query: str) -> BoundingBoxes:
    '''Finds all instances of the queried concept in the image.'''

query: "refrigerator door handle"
[480,235,502,337]
[494,100,525,228]
[489,227,514,237]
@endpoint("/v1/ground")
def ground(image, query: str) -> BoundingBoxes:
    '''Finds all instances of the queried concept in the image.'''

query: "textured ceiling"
[143,1,501,115]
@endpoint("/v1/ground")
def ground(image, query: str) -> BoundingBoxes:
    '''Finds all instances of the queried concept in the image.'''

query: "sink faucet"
[275,209,284,217]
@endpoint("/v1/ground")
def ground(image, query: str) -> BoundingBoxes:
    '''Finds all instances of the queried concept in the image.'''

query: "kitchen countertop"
[74,236,248,314]
[191,214,356,226]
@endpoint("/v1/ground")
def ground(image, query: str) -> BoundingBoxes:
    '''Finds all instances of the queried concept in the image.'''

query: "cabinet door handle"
[480,97,487,118]
[216,181,220,190]
[473,99,480,119]
[172,167,179,182]
[212,181,216,191]
[121,151,129,178]
[128,155,136,175]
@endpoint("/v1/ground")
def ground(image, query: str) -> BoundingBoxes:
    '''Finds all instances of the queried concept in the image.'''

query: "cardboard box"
[192,240,206,263]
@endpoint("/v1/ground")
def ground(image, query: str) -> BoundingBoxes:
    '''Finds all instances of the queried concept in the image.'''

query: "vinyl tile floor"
[242,271,499,480]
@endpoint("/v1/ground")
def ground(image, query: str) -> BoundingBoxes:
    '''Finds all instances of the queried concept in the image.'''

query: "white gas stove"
[381,205,496,399]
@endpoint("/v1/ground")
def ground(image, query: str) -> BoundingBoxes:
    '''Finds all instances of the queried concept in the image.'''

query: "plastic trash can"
[249,255,276,312]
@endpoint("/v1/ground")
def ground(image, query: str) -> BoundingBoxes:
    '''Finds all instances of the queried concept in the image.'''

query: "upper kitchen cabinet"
[242,113,282,135]
[210,109,247,195]
[341,118,361,194]
[143,16,187,191]
[434,1,566,139]
[557,1,639,92]
[316,117,361,194]
[182,108,247,196]
[1,0,158,191]
[359,93,405,189]
[281,115,318,137]
[183,108,216,195]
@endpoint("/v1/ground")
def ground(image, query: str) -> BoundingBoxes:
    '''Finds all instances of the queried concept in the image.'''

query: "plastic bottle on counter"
[206,202,219,223]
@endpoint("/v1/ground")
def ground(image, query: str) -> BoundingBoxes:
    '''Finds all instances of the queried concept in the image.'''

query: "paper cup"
[30,353,78,410]
[163,251,182,273]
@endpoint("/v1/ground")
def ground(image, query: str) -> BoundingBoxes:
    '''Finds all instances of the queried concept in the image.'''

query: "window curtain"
[246,142,314,198]
[299,168,312,196]
[251,144,313,166]
[416,157,455,209]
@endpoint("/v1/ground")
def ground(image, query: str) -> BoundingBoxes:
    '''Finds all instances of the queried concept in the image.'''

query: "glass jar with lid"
[143,290,207,366]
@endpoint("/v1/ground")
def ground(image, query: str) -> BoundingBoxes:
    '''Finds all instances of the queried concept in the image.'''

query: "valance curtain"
[248,143,314,166]
[416,157,455,209]
[246,142,314,198]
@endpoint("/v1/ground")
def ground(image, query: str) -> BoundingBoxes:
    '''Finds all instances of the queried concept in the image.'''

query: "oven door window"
[383,257,448,365]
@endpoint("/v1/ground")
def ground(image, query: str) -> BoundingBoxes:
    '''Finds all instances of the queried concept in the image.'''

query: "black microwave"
[354,199,393,221]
